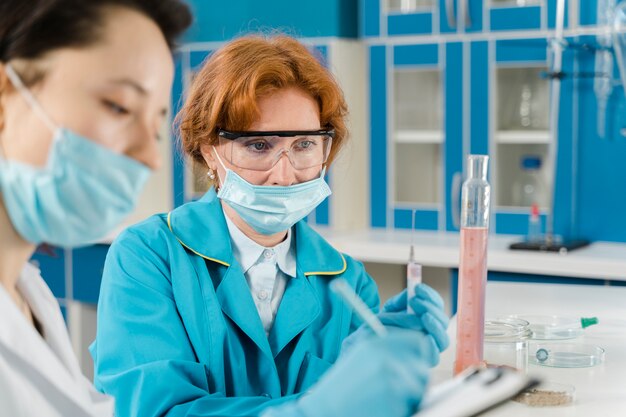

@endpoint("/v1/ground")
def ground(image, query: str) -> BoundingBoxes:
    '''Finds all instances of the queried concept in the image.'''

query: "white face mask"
[213,148,331,235]
[0,63,151,246]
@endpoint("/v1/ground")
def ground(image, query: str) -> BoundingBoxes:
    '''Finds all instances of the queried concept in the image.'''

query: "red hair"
[177,34,349,174]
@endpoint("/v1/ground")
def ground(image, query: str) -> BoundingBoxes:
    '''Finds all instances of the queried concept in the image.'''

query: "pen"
[330,278,388,337]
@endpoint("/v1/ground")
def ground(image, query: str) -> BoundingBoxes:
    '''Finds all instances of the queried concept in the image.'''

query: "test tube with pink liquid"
[454,155,491,375]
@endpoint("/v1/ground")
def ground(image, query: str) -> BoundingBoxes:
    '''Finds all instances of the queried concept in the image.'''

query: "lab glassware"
[512,315,598,340]
[531,343,605,368]
[454,155,491,375]
[407,209,422,314]
[527,203,542,243]
[484,318,532,372]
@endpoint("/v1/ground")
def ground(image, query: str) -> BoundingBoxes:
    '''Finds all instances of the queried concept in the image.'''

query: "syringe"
[407,210,422,314]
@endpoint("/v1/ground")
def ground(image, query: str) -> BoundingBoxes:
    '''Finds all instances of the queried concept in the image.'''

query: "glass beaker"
[484,318,531,372]
[454,155,491,375]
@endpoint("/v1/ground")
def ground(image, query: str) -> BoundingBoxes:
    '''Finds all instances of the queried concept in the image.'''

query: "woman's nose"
[268,152,297,186]
[124,124,161,170]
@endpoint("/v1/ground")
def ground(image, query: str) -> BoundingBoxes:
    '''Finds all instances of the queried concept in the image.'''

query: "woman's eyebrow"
[107,78,148,96]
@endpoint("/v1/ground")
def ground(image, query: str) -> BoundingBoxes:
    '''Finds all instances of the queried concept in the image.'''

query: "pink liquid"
[454,226,489,375]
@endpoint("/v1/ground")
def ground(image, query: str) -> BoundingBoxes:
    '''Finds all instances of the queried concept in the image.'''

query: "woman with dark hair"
[0,1,191,415]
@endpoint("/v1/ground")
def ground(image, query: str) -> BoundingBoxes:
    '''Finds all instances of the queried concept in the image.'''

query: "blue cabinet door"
[444,41,464,231]
[369,42,463,231]
[489,37,577,239]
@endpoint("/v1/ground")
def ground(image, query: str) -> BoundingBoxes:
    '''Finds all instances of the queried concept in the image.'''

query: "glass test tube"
[454,155,491,375]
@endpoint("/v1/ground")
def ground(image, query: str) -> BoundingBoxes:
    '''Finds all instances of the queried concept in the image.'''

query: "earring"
[207,168,216,180]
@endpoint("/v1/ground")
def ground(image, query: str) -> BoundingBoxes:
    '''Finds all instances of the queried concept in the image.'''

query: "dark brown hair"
[0,0,192,63]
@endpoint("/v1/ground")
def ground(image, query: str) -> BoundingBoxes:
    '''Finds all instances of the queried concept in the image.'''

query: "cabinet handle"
[464,0,472,28]
[446,0,456,28]
[451,172,463,230]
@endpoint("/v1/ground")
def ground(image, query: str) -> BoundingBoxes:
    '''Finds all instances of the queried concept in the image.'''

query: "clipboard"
[414,367,540,417]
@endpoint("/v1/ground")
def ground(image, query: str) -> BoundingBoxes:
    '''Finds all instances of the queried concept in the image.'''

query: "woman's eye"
[103,99,130,115]
[246,141,268,152]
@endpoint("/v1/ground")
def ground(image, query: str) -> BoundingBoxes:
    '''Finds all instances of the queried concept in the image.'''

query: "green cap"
[581,317,599,329]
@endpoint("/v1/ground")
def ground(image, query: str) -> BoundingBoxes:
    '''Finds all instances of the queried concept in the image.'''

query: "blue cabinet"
[364,1,626,243]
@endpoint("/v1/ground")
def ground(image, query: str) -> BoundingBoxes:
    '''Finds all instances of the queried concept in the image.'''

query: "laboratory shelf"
[494,130,550,144]
[394,130,444,144]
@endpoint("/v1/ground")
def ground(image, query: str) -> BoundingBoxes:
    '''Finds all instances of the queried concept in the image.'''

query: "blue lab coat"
[91,189,380,417]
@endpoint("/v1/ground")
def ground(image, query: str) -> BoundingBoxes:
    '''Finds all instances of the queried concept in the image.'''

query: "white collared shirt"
[224,215,296,336]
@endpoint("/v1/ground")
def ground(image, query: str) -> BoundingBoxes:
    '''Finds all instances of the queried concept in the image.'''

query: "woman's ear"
[199,143,217,172]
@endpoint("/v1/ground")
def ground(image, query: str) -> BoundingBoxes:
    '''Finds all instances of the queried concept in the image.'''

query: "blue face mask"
[213,148,332,235]
[0,64,151,247]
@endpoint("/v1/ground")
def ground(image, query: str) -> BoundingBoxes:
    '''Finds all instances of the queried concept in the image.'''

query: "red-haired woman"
[92,34,450,417]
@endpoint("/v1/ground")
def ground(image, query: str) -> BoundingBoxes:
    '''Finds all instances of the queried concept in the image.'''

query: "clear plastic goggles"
[217,129,334,171]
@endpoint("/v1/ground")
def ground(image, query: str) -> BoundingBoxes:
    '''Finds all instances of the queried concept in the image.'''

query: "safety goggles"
[217,128,334,171]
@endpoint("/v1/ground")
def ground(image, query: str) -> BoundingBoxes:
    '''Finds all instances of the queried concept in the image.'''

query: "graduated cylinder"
[454,155,491,375]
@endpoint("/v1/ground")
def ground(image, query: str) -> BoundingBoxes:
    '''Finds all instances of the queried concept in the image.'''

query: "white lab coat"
[0,262,113,417]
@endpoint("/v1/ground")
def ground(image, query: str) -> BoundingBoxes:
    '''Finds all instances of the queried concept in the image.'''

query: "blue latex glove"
[342,284,449,361]
[383,284,450,352]
[263,329,437,417]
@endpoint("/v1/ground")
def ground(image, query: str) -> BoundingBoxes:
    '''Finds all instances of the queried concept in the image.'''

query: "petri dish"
[514,381,575,407]
[529,343,605,368]
[510,315,584,340]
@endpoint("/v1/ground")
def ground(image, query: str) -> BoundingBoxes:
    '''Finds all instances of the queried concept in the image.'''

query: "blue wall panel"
[490,6,541,32]
[495,212,547,236]
[393,44,439,66]
[445,42,464,231]
[370,45,388,228]
[552,46,575,240]
[470,41,489,156]
[183,0,358,42]
[394,208,439,230]
[31,247,65,299]
[361,0,381,37]
[495,39,547,63]
[388,13,433,36]
[172,53,186,208]
[313,45,331,226]
[72,245,110,305]
[579,0,598,26]
[575,41,626,243]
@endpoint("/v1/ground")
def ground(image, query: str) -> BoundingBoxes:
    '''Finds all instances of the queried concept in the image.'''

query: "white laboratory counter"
[315,228,626,281]
[431,281,626,416]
